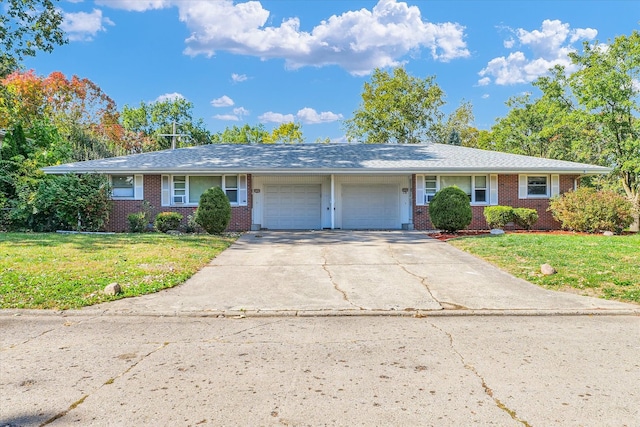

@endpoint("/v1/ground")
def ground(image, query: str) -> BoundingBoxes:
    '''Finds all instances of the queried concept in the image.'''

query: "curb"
[2,308,639,318]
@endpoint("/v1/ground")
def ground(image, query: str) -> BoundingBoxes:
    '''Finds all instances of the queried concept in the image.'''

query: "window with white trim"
[527,176,548,196]
[162,175,247,206]
[110,174,143,200]
[111,175,134,198]
[417,175,489,205]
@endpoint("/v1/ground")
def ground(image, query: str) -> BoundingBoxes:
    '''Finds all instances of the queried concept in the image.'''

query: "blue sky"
[22,0,640,143]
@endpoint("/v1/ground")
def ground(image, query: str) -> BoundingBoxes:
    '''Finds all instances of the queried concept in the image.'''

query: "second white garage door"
[342,184,400,229]
[263,184,322,229]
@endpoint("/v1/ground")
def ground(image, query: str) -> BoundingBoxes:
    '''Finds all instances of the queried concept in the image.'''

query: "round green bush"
[483,206,514,229]
[128,212,147,233]
[195,186,231,234]
[513,208,539,230]
[154,211,183,233]
[429,186,472,232]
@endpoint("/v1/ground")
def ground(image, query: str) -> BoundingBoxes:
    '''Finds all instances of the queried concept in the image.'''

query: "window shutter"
[238,174,248,206]
[134,175,144,200]
[415,175,425,206]
[550,174,560,197]
[161,175,170,206]
[489,174,498,205]
[518,175,528,199]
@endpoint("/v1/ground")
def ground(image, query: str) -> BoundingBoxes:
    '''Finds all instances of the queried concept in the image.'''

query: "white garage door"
[264,184,322,229]
[342,184,400,229]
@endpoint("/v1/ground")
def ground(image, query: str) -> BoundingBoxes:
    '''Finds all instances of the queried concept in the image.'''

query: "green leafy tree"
[344,68,445,144]
[269,122,304,144]
[437,101,478,147]
[214,124,270,144]
[195,186,231,234]
[568,32,640,231]
[121,98,212,149]
[0,0,67,77]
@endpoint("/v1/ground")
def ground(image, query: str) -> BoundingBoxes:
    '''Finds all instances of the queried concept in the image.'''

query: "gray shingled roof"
[42,143,611,174]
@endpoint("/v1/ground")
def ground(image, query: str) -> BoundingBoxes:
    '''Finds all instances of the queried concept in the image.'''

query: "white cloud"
[211,95,234,107]
[259,112,296,123]
[481,94,490,99]
[155,92,185,102]
[231,73,248,83]
[213,114,240,121]
[102,0,469,75]
[296,108,343,124]
[258,108,343,125]
[95,0,170,12]
[479,19,597,86]
[61,9,114,41]
[233,107,250,116]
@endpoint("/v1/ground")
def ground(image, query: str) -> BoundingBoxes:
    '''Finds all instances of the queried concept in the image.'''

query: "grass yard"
[448,233,640,304]
[0,232,237,310]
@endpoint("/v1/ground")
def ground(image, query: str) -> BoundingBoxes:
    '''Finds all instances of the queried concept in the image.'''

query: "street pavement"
[1,315,639,426]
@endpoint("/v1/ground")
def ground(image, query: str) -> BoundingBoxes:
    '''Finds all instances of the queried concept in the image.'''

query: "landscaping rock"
[104,283,122,295]
[166,230,183,235]
[603,231,615,236]
[490,229,505,235]
[541,264,557,275]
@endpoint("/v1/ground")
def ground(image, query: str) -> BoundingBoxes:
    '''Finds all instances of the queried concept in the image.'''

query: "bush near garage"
[195,186,231,234]
[548,187,633,233]
[429,186,472,232]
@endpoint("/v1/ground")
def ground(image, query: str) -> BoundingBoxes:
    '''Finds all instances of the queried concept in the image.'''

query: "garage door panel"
[264,184,321,229]
[342,184,400,229]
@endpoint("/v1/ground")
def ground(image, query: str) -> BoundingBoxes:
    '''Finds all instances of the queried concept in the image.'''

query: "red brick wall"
[106,174,252,232]
[412,174,578,231]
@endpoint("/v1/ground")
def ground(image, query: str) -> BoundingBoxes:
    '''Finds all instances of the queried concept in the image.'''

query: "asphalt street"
[1,314,639,426]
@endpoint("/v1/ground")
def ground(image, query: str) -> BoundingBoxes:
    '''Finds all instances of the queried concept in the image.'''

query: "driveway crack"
[321,247,363,310]
[428,322,532,427]
[387,245,443,307]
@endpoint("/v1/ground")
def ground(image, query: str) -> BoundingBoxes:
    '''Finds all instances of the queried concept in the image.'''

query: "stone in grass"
[541,264,557,276]
[603,231,615,236]
[104,283,122,295]
[490,229,505,235]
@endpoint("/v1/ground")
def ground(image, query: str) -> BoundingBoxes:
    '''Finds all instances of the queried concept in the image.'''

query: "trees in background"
[0,0,66,77]
[344,68,445,144]
[487,32,640,230]
[121,98,213,150]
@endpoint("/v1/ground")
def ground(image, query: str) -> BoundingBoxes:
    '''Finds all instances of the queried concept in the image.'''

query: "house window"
[111,175,134,198]
[224,175,238,203]
[425,176,437,202]
[189,176,221,204]
[527,176,548,197]
[169,175,243,205]
[440,175,488,204]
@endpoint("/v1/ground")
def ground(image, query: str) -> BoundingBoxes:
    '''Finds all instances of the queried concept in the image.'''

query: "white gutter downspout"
[330,174,335,230]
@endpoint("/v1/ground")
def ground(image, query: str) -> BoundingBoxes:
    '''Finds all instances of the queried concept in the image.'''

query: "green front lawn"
[0,233,237,310]
[448,233,640,304]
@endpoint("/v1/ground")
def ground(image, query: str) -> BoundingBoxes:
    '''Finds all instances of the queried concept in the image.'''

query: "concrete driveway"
[91,231,638,316]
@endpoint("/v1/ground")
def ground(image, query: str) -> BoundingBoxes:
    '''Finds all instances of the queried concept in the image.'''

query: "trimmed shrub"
[429,186,472,232]
[483,206,514,229]
[128,212,147,233]
[548,187,633,233]
[154,212,183,233]
[195,186,231,234]
[513,208,539,230]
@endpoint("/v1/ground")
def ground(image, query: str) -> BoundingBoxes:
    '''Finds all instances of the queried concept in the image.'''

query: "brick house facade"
[43,144,609,233]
